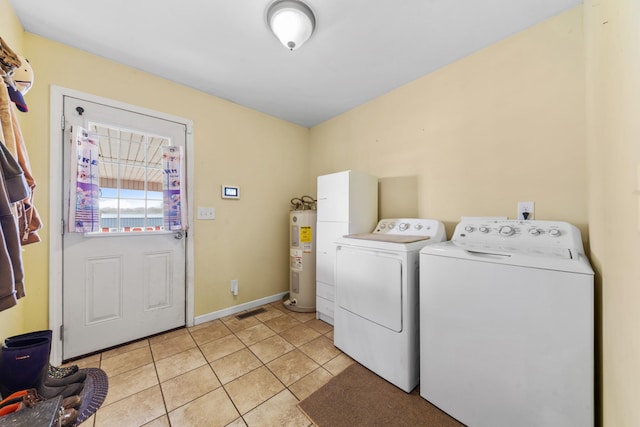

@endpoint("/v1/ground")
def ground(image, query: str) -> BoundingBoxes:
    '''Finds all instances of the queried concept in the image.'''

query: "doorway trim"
[49,85,195,365]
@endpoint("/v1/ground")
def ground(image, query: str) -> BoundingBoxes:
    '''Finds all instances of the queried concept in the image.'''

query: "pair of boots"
[0,330,86,399]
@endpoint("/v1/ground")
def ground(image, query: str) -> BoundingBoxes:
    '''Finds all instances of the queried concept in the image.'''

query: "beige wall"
[4,0,640,424]
[0,0,22,49]
[310,7,587,238]
[585,0,640,425]
[0,0,310,336]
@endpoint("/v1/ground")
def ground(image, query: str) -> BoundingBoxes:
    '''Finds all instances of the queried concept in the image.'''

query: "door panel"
[144,251,173,310]
[62,97,187,359]
[85,255,122,324]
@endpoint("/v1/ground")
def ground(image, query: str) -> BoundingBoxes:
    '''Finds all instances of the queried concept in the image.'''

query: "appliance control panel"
[373,218,442,237]
[452,219,584,254]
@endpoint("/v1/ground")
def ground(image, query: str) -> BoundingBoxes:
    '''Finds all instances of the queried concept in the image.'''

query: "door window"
[89,122,170,233]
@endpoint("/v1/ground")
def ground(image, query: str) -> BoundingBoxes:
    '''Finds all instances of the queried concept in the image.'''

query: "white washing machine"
[334,218,446,392]
[419,219,594,427]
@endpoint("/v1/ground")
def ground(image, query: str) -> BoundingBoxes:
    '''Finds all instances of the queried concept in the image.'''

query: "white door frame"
[48,85,195,365]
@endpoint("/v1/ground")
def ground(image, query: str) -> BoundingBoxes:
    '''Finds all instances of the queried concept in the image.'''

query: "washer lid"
[420,241,594,274]
[452,240,573,259]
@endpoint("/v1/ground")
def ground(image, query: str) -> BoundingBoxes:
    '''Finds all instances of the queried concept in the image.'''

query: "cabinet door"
[316,222,349,285]
[317,172,349,222]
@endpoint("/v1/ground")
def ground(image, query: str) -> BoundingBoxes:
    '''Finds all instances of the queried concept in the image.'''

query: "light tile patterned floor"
[68,301,353,427]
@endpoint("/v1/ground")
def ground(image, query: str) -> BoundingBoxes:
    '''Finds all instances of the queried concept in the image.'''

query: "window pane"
[90,123,171,233]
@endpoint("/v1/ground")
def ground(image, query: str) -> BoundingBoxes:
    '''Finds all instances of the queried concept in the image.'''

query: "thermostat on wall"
[222,185,240,199]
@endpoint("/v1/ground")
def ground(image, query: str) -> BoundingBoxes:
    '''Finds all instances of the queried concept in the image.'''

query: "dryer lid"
[344,233,431,244]
[344,218,446,243]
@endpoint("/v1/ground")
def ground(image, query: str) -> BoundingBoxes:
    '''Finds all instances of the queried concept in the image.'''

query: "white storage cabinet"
[315,170,378,324]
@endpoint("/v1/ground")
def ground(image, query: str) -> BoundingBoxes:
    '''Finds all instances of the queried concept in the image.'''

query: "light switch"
[197,207,215,220]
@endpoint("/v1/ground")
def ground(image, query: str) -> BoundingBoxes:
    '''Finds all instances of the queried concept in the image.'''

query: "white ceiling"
[9,0,581,128]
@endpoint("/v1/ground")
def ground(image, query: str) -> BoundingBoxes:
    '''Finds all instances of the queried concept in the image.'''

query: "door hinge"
[59,324,64,341]
[61,219,65,235]
[61,114,65,130]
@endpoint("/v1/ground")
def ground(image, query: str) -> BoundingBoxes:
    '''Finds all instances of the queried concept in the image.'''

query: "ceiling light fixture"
[267,0,316,51]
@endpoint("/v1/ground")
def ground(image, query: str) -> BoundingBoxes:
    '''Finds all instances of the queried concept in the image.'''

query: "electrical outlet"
[517,201,534,220]
[197,207,215,220]
[231,279,238,295]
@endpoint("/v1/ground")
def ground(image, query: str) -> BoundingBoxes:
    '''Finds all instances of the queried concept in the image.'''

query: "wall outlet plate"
[517,201,534,220]
[197,207,215,220]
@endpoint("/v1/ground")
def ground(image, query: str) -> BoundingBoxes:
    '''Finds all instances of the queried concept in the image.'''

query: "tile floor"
[68,301,353,427]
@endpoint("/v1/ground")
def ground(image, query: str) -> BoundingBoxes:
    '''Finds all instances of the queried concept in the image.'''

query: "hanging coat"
[0,143,26,311]
[0,39,28,311]
[11,106,42,244]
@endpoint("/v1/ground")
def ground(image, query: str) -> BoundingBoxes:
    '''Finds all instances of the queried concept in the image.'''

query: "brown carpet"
[298,363,465,427]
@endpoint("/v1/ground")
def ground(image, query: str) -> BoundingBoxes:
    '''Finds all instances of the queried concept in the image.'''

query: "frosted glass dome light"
[267,0,316,51]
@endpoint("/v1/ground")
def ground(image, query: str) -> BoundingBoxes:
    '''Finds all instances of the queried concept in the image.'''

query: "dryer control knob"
[529,228,541,236]
[479,226,489,233]
[464,226,474,232]
[399,223,409,231]
[549,229,561,237]
[499,226,515,236]
[414,224,423,230]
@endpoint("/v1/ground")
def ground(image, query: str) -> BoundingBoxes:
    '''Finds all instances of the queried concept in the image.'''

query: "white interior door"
[62,96,187,359]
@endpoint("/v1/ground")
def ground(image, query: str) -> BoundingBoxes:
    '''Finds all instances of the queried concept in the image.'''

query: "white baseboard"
[317,311,334,326]
[194,291,288,325]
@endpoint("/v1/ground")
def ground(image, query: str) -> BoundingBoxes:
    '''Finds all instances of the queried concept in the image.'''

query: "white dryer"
[334,218,446,392]
[419,219,594,427]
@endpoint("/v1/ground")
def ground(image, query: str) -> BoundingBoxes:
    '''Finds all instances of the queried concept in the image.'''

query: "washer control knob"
[499,226,515,236]
[399,223,409,231]
[387,223,395,229]
[479,226,489,233]
[379,223,386,229]
[464,226,474,232]
[549,229,561,237]
[414,224,423,230]
[529,228,541,236]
